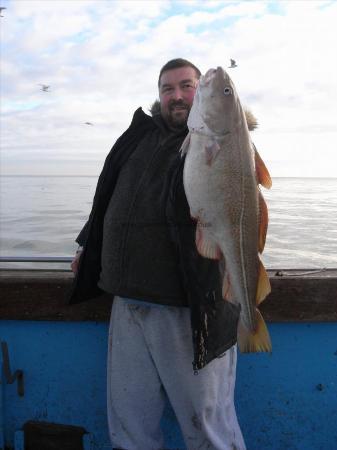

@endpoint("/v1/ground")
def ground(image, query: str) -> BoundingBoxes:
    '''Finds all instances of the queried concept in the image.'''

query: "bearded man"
[69,58,245,450]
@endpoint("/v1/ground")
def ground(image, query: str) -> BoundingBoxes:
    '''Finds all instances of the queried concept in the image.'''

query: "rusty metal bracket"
[1,341,24,397]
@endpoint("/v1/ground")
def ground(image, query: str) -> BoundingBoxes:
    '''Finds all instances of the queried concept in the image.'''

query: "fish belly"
[183,133,259,332]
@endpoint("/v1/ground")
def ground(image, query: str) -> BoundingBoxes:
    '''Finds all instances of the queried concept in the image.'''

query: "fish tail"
[238,309,272,353]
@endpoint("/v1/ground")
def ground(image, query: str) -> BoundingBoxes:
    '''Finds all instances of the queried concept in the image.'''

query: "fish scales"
[185,128,259,327]
[182,67,272,353]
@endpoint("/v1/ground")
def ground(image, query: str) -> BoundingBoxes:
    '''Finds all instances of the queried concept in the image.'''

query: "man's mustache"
[168,100,189,111]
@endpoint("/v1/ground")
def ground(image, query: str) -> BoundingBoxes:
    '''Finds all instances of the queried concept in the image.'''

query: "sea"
[0,175,337,270]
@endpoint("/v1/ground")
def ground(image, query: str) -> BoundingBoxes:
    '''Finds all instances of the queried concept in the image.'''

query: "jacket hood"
[149,100,258,131]
[149,99,161,117]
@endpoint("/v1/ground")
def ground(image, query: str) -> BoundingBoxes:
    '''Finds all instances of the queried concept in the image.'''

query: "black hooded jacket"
[69,107,240,371]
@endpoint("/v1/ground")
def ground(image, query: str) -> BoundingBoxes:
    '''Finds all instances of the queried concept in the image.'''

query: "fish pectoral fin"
[256,259,271,305]
[180,132,191,156]
[258,189,269,253]
[196,225,222,260]
[238,310,272,353]
[254,144,272,189]
[204,140,220,166]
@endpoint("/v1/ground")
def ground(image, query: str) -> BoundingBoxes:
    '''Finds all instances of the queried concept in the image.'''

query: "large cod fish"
[182,66,272,352]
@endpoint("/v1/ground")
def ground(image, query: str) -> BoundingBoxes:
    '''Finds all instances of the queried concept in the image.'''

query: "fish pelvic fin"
[256,259,271,305]
[258,189,269,253]
[254,144,272,189]
[180,132,191,156]
[196,224,222,260]
[238,309,272,353]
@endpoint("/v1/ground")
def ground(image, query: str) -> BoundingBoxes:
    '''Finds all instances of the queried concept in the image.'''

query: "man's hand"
[71,247,83,274]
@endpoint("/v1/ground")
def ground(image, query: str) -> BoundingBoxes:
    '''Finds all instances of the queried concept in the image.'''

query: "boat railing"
[0,257,337,322]
[0,256,72,263]
[0,256,73,271]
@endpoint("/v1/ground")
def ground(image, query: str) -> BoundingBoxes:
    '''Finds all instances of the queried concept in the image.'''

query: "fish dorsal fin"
[180,132,191,156]
[254,144,272,189]
[258,189,269,253]
[195,223,222,260]
[256,259,271,305]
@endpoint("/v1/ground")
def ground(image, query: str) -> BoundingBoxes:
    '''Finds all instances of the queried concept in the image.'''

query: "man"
[70,59,246,450]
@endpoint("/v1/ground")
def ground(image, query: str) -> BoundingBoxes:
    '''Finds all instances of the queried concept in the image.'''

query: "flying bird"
[228,59,237,68]
[0,7,6,17]
[84,122,94,126]
[38,84,50,92]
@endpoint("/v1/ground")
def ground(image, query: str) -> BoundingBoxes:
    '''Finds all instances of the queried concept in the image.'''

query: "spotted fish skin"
[182,66,272,353]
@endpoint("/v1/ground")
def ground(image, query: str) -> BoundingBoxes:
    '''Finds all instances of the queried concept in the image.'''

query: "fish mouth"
[202,68,216,85]
[201,67,226,85]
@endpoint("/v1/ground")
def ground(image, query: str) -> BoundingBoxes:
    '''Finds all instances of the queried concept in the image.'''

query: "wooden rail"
[0,269,336,322]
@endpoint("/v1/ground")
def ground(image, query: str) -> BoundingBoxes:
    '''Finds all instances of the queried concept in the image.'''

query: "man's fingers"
[70,259,78,274]
[70,250,82,274]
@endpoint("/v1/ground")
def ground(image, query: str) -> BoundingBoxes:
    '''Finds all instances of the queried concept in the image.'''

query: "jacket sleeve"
[73,166,110,247]
[76,221,89,246]
[69,108,157,304]
[73,130,123,247]
[73,108,153,249]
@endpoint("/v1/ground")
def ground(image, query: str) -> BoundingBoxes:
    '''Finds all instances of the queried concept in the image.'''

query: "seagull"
[228,59,237,68]
[84,122,93,126]
[0,7,6,17]
[38,84,50,92]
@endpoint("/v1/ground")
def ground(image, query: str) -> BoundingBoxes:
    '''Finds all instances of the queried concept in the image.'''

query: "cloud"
[1,0,337,175]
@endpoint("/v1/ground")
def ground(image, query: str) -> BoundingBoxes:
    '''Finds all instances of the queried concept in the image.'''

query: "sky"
[1,0,337,177]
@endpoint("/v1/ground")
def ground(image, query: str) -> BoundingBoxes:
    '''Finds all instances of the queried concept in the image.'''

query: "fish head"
[188,66,243,135]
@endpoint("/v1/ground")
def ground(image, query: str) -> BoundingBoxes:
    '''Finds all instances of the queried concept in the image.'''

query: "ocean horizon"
[1,175,337,270]
[3,174,337,178]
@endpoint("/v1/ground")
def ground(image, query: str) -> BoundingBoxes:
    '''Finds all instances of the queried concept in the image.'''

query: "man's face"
[159,67,199,130]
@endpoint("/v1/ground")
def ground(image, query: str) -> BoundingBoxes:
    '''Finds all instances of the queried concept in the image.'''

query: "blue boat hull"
[1,320,337,449]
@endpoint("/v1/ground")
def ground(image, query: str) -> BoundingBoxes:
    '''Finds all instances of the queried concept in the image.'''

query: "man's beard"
[163,100,190,130]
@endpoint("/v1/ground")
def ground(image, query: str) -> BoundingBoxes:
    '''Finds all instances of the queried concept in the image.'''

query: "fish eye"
[223,87,232,96]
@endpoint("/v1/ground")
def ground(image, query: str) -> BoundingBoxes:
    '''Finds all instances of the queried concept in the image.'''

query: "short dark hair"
[158,58,201,87]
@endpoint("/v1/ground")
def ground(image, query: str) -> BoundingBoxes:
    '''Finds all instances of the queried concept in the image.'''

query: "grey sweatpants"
[107,297,246,450]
